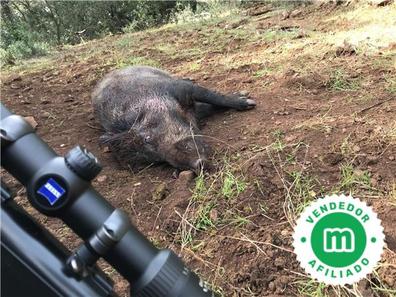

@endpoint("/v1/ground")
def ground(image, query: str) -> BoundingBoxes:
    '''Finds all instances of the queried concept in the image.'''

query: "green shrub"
[0,48,14,66]
[122,3,157,33]
[6,40,49,60]
[170,1,239,24]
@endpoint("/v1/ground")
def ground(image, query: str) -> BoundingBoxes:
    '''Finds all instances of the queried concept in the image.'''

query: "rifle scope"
[0,103,215,297]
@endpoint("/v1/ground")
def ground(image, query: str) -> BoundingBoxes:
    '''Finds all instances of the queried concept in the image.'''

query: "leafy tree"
[0,0,198,64]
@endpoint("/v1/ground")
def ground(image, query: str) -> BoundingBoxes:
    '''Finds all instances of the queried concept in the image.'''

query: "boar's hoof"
[245,99,256,109]
[236,98,256,111]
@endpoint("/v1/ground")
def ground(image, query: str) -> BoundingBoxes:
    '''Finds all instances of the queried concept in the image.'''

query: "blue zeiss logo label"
[37,178,66,205]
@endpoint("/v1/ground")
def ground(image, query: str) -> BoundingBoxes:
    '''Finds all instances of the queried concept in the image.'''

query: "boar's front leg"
[191,84,256,111]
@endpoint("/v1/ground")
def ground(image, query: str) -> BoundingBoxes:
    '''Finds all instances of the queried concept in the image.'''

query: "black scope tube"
[1,103,215,297]
[0,104,156,281]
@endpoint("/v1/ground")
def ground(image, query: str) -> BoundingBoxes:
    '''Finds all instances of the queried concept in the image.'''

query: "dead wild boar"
[92,66,256,172]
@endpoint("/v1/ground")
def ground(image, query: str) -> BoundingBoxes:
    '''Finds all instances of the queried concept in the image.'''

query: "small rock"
[133,182,141,187]
[281,228,290,237]
[324,153,344,165]
[209,209,218,222]
[268,281,276,291]
[274,257,286,267]
[178,170,195,184]
[9,75,22,83]
[281,11,290,20]
[374,126,383,134]
[373,173,382,181]
[336,40,356,56]
[290,9,302,18]
[353,145,361,153]
[371,173,382,187]
[278,275,290,285]
[357,279,374,297]
[152,182,169,200]
[24,116,38,129]
[10,84,20,89]
[97,175,107,183]
[295,30,308,39]
[239,90,249,96]
[40,98,50,104]
[389,156,395,161]
[367,155,379,165]
[102,146,111,153]
[384,275,395,287]
[285,135,296,142]
[42,111,51,118]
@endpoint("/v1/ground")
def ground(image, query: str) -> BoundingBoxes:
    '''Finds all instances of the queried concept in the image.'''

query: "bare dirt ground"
[1,2,396,296]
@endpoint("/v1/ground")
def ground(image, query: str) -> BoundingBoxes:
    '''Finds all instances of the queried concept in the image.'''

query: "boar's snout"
[167,135,210,172]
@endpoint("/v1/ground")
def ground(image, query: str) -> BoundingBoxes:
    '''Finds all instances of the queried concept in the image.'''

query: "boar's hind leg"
[195,102,226,120]
[191,85,256,111]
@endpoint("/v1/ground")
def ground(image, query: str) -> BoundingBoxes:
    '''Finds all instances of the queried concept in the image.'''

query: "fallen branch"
[358,98,393,114]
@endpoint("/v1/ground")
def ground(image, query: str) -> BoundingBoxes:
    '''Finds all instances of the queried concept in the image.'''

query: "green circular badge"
[293,194,384,285]
[311,212,366,267]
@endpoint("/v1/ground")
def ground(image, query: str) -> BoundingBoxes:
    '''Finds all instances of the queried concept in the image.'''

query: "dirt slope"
[1,2,395,296]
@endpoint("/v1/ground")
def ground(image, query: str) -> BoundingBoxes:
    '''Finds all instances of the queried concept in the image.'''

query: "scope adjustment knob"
[65,146,102,181]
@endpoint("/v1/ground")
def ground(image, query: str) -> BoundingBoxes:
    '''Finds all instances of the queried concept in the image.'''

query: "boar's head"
[101,107,209,172]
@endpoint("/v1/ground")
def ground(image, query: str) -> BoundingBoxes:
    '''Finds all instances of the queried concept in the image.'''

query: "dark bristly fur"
[92,66,256,171]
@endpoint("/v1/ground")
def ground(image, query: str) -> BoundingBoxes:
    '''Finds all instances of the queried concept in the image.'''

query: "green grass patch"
[295,279,328,297]
[192,173,207,201]
[271,129,286,152]
[115,36,134,49]
[194,202,216,231]
[327,69,360,91]
[229,214,251,227]
[261,27,300,42]
[288,171,317,215]
[221,171,247,200]
[339,163,371,192]
[113,56,160,69]
[253,67,275,78]
[385,76,396,94]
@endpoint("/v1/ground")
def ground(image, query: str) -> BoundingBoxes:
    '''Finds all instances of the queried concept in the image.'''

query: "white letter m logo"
[323,228,355,252]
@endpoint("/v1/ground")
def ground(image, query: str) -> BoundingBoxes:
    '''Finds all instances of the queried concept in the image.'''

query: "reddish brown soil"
[1,3,395,297]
